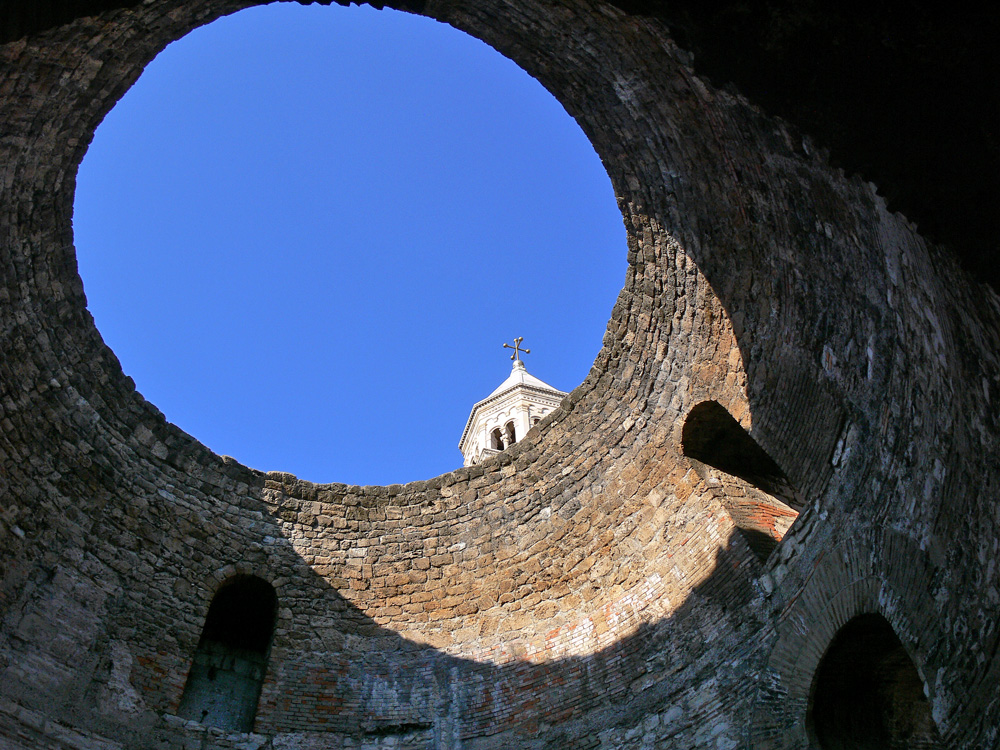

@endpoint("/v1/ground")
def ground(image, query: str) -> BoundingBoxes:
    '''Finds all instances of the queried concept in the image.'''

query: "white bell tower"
[458,338,567,466]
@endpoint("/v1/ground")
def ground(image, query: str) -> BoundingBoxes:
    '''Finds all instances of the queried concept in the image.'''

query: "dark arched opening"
[178,575,278,732]
[682,401,794,500]
[809,613,942,749]
[505,421,517,446]
[681,401,800,561]
[491,428,504,450]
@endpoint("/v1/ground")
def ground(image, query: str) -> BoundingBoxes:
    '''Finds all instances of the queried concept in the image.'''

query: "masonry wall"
[1,0,998,748]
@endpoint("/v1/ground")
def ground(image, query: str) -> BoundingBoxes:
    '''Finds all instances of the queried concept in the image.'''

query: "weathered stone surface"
[1,0,999,748]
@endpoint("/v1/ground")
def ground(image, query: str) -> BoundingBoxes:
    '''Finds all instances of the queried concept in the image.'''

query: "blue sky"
[73,3,625,486]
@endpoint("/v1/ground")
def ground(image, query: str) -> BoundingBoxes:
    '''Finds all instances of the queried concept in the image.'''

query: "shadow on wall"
[158,523,942,748]
[163,527,759,743]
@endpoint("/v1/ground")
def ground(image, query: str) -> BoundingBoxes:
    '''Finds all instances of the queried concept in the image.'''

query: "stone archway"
[178,575,277,732]
[808,612,941,749]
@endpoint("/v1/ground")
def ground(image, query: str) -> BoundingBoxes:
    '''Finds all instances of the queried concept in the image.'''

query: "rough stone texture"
[1,0,998,748]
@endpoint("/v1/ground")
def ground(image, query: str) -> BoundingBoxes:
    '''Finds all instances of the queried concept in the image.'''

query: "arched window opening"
[681,401,801,561]
[808,613,942,749]
[178,575,277,732]
[682,401,795,500]
[505,421,516,446]
[491,428,504,450]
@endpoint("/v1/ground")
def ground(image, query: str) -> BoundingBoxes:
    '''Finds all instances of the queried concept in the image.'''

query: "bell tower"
[458,339,567,466]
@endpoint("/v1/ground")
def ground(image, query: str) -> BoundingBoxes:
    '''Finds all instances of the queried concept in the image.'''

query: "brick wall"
[1,0,998,747]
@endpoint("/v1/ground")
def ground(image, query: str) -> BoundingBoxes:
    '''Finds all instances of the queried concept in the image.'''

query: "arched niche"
[177,575,278,732]
[681,400,800,561]
[808,613,942,749]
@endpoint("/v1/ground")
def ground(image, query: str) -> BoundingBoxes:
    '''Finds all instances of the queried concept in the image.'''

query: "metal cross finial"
[503,337,530,362]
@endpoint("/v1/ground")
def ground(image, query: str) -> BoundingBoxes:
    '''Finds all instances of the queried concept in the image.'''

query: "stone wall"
[1,0,998,748]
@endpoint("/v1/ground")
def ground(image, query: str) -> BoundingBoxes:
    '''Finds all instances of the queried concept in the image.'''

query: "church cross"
[503,337,531,362]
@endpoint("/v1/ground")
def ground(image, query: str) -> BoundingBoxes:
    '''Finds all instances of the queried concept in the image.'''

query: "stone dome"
[1,1,998,748]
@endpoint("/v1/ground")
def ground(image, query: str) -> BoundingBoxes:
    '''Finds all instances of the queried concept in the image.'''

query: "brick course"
[1,0,999,748]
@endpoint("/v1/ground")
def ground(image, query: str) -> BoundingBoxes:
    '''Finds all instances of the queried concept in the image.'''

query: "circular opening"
[73,3,624,485]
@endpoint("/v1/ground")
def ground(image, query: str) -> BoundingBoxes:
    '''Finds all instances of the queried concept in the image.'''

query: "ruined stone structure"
[1,1,998,748]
